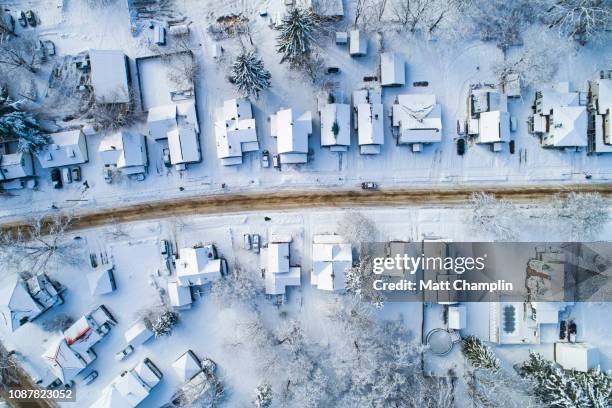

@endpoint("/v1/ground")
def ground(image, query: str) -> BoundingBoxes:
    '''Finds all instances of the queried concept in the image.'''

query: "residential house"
[466,85,512,151]
[214,98,259,165]
[89,50,131,104]
[270,108,313,164]
[530,82,587,149]
[172,350,201,383]
[381,52,405,87]
[36,130,88,168]
[90,359,162,408]
[307,0,344,19]
[87,266,116,296]
[555,342,599,372]
[311,234,352,292]
[0,274,63,332]
[125,320,154,347]
[167,281,192,310]
[353,88,384,154]
[99,131,148,176]
[262,235,301,296]
[587,74,612,153]
[175,245,227,287]
[319,100,351,151]
[392,94,442,152]
[0,152,34,189]
[349,30,367,56]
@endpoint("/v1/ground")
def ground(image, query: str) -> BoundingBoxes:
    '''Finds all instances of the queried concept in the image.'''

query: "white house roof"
[0,152,33,181]
[271,109,312,159]
[349,30,367,56]
[93,360,161,407]
[593,79,612,115]
[381,52,405,87]
[99,131,147,172]
[265,241,301,295]
[214,99,258,164]
[90,385,133,408]
[308,0,344,17]
[172,351,201,382]
[311,235,352,292]
[478,110,511,143]
[63,315,103,358]
[167,126,201,165]
[353,89,384,150]
[112,370,151,407]
[124,320,154,347]
[168,281,192,309]
[0,275,43,332]
[320,103,351,148]
[147,105,178,140]
[36,130,88,168]
[87,267,115,295]
[545,106,588,147]
[89,50,130,104]
[538,89,580,114]
[555,342,599,372]
[176,246,223,286]
[393,94,442,144]
[42,337,86,384]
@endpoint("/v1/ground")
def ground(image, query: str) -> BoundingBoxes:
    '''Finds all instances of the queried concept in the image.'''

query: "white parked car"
[115,345,135,361]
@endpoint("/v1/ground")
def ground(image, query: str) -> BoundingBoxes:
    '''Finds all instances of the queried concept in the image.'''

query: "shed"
[335,32,348,44]
[381,52,405,87]
[87,267,116,295]
[349,30,367,56]
[89,50,130,104]
[168,281,192,310]
[555,342,599,372]
[124,320,154,347]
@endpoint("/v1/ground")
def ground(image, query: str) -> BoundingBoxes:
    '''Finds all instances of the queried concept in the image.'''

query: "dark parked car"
[25,10,36,27]
[18,11,27,28]
[326,67,340,74]
[413,81,429,87]
[51,168,62,189]
[361,181,378,190]
[71,166,81,182]
[509,140,515,154]
[457,138,466,156]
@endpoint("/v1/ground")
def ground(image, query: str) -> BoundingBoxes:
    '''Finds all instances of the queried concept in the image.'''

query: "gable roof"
[320,103,351,147]
[172,350,201,382]
[393,94,442,144]
[89,50,130,104]
[214,99,258,163]
[99,131,147,172]
[36,130,88,168]
[311,235,352,292]
[0,275,43,332]
[42,337,87,383]
[176,246,223,286]
[272,109,312,155]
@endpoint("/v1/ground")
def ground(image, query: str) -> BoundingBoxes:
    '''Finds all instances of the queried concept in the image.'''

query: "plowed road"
[3,184,612,232]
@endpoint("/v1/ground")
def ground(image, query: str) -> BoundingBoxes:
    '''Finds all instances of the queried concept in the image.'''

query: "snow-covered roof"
[167,126,201,166]
[353,89,384,153]
[555,342,599,372]
[265,240,301,295]
[36,130,88,168]
[89,50,130,104]
[381,52,405,87]
[124,320,154,347]
[271,108,312,164]
[311,235,352,292]
[478,110,511,143]
[320,103,351,150]
[63,316,103,358]
[87,267,115,295]
[42,337,87,384]
[147,105,178,140]
[592,78,612,115]
[349,30,367,56]
[308,0,344,17]
[543,106,587,147]
[94,360,160,407]
[172,350,201,382]
[0,152,33,181]
[99,131,148,174]
[214,99,259,165]
[0,275,44,332]
[176,246,224,286]
[168,281,192,309]
[393,94,442,144]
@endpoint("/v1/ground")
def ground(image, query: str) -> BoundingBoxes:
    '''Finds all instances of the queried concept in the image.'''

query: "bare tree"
[545,0,612,44]
[0,33,42,73]
[467,192,521,241]
[85,89,139,132]
[544,192,610,241]
[336,211,378,248]
[345,255,385,308]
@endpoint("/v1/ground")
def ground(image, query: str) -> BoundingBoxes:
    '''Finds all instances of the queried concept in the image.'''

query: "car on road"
[457,138,466,156]
[163,148,172,168]
[261,150,270,168]
[361,182,378,190]
[51,169,62,189]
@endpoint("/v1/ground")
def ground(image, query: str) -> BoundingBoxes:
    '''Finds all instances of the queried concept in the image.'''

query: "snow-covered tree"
[42,314,75,333]
[0,33,42,73]
[337,211,378,249]
[467,369,538,408]
[253,383,273,408]
[209,264,262,308]
[231,50,271,99]
[519,351,612,407]
[143,307,179,337]
[0,110,49,153]
[467,192,521,241]
[345,255,385,308]
[461,336,501,371]
[173,366,224,407]
[466,0,535,49]
[544,0,612,44]
[545,192,609,240]
[275,8,319,67]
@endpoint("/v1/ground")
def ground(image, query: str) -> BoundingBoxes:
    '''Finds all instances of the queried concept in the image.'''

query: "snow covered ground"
[0,0,611,221]
[1,205,611,406]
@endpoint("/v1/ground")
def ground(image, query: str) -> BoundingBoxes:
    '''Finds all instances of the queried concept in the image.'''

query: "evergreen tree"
[275,8,318,67]
[0,110,49,153]
[461,336,501,371]
[231,50,271,99]
[254,383,273,408]
[147,309,179,337]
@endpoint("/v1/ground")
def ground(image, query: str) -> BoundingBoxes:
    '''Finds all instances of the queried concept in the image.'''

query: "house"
[587,75,612,153]
[381,52,405,87]
[89,50,131,104]
[90,359,162,408]
[270,108,313,164]
[311,234,352,292]
[125,320,154,347]
[502,72,522,98]
[42,306,115,385]
[0,274,63,332]
[99,131,148,176]
[530,82,587,148]
[167,281,192,310]
[307,0,344,19]
[0,152,34,184]
[146,101,201,170]
[392,94,442,152]
[466,85,512,151]
[555,342,599,372]
[349,30,367,56]
[87,266,116,296]
[319,100,351,151]
[353,88,384,154]
[335,31,348,44]
[262,235,301,296]
[172,350,201,382]
[36,130,88,168]
[175,245,227,287]
[214,98,259,165]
